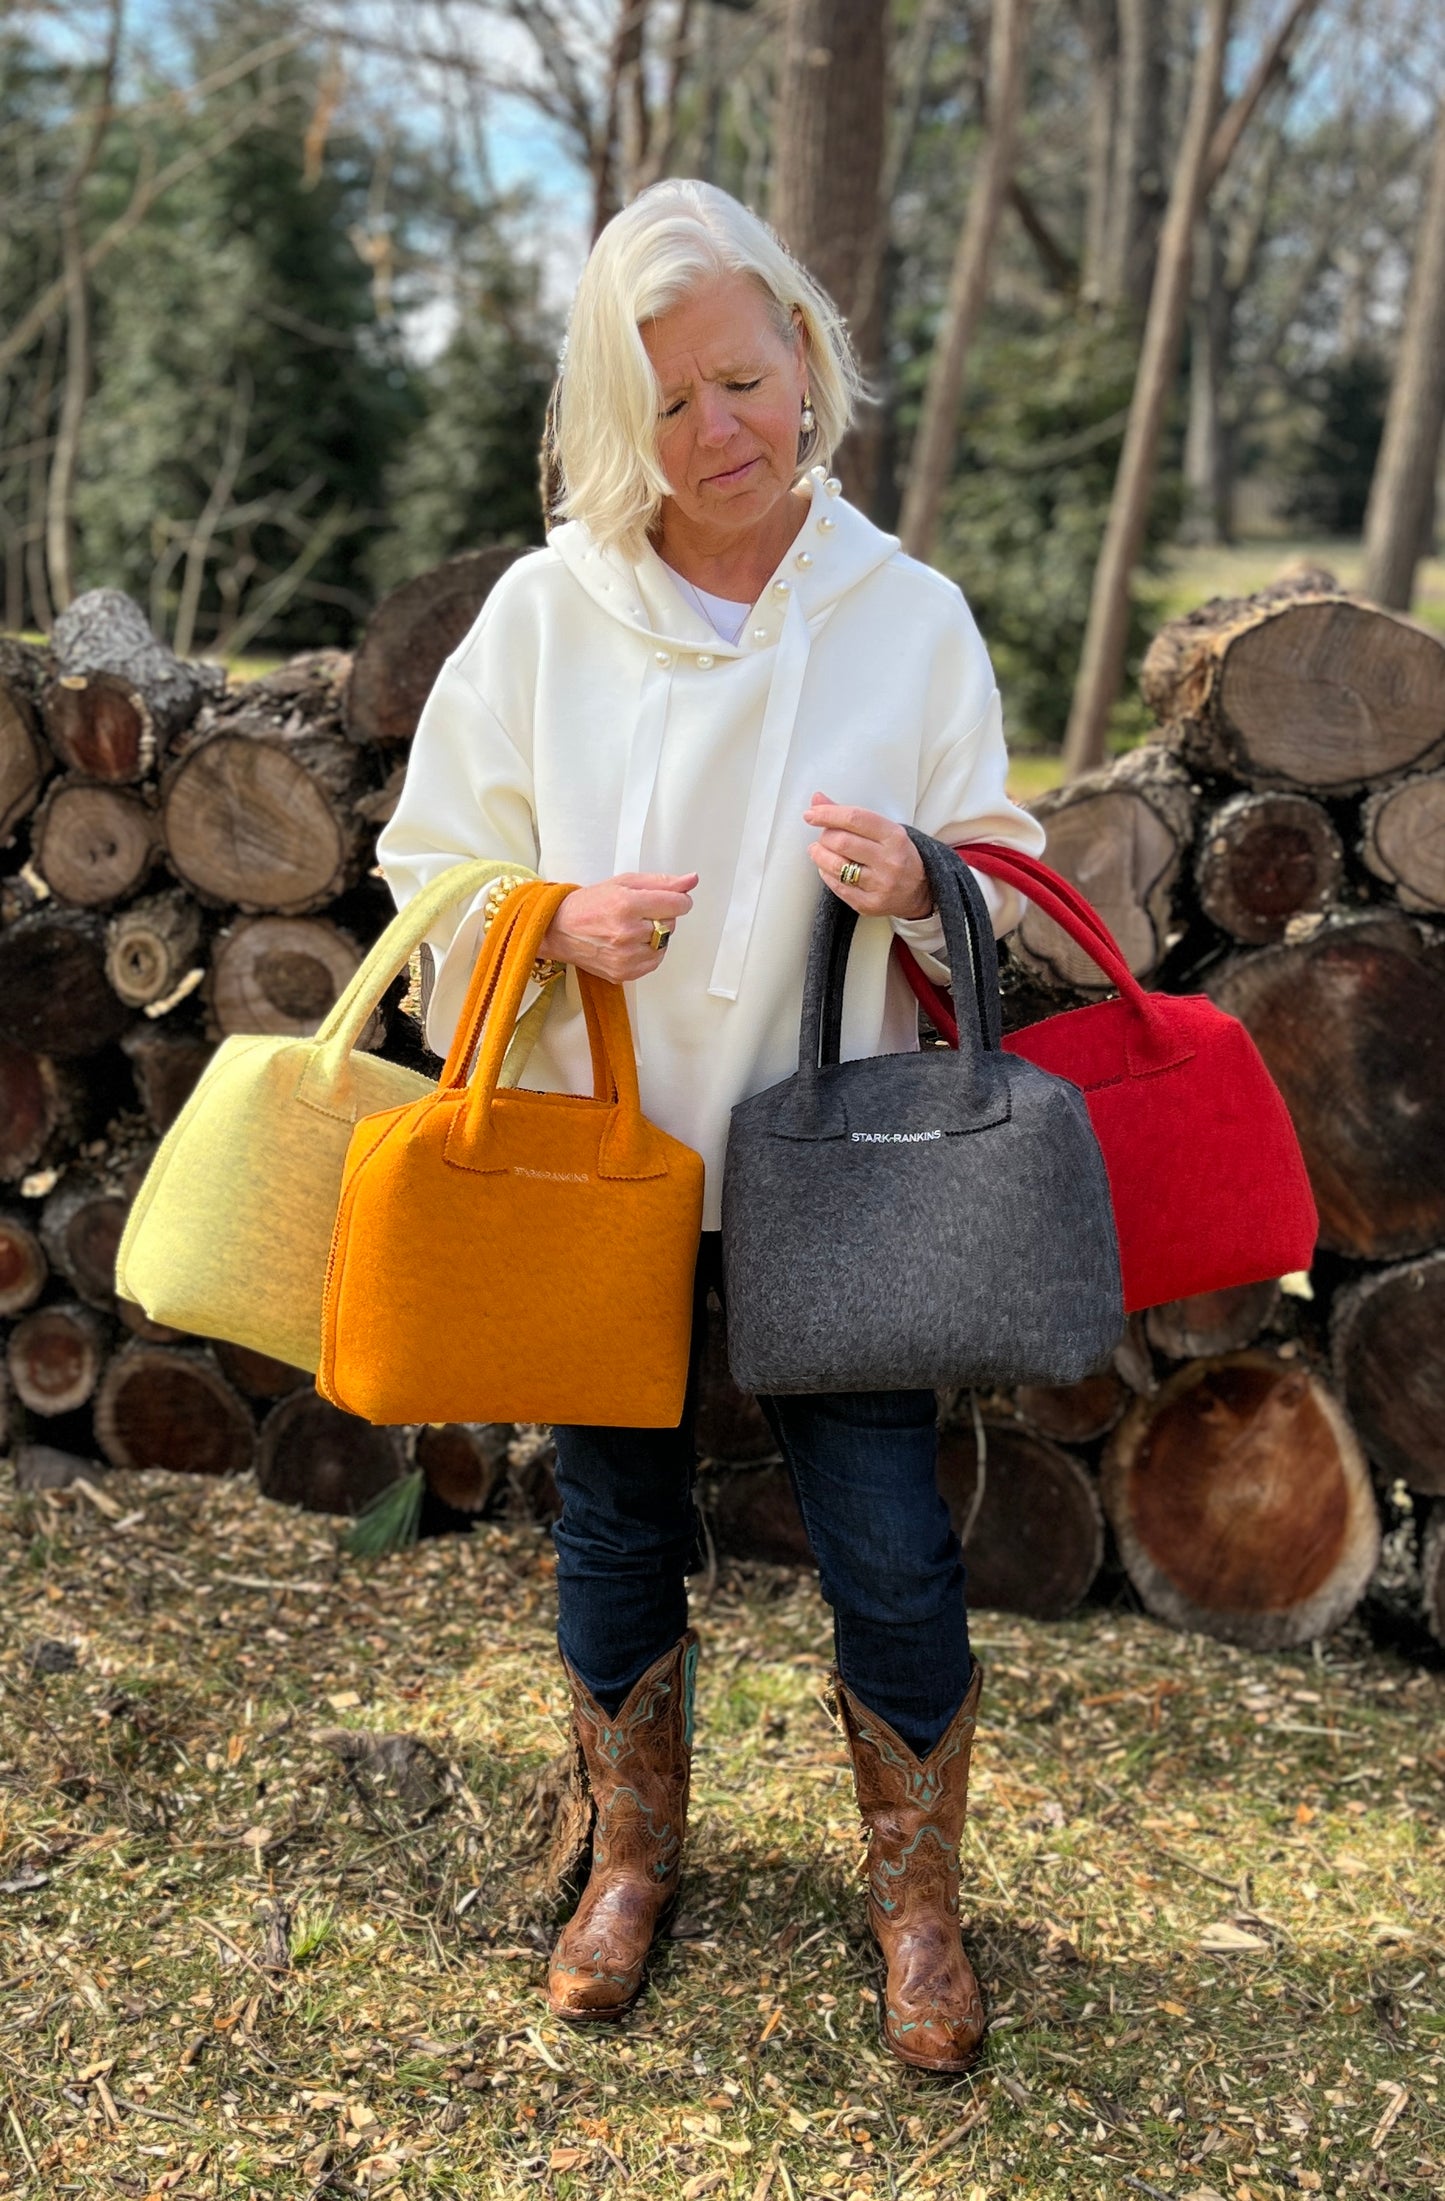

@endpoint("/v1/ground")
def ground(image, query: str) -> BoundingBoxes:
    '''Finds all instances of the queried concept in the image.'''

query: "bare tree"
[1061,0,1234,780]
[898,0,1031,561]
[771,0,891,509]
[1363,86,1445,608]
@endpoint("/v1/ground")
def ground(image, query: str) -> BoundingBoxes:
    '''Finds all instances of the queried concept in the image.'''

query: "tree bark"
[0,674,50,845]
[898,0,1031,560]
[1101,1350,1379,1648]
[1362,90,1445,609]
[771,0,890,511]
[51,586,222,743]
[1100,0,1167,311]
[1061,0,1233,780]
[344,550,528,748]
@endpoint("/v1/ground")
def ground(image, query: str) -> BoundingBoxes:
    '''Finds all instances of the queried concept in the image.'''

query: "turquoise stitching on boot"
[682,1639,698,1748]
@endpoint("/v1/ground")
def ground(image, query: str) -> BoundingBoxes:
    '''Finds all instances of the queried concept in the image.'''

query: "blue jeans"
[550,1235,972,1756]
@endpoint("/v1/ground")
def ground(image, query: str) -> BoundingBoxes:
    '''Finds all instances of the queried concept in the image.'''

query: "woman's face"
[641,271,809,543]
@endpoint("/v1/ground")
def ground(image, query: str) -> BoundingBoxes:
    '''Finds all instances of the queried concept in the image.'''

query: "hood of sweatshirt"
[547,467,902,1001]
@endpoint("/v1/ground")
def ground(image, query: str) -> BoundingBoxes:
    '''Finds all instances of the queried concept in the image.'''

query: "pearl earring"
[800,390,816,435]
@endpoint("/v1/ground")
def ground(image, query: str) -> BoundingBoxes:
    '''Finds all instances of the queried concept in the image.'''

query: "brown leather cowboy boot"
[547,1630,698,2023]
[835,1662,986,2073]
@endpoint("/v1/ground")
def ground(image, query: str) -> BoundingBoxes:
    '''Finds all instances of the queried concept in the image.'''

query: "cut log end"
[255,1391,405,1515]
[1331,1253,1445,1497]
[1195,791,1343,944]
[94,1343,255,1476]
[936,1417,1103,1619]
[8,1302,107,1417]
[1101,1351,1379,1648]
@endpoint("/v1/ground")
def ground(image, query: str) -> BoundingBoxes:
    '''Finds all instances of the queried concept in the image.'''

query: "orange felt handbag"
[317,879,705,1428]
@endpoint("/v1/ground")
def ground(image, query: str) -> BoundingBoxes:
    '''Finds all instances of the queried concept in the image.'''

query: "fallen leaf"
[1198,1921,1269,1953]
[549,2146,590,2171]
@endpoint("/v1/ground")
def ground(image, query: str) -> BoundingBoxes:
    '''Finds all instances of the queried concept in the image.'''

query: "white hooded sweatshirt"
[376,470,1045,1231]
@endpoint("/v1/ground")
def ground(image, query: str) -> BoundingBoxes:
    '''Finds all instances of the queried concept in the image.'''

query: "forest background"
[3,0,1445,773]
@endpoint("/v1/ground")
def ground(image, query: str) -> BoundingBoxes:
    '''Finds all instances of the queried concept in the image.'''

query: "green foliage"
[344,1467,425,1558]
[928,320,1178,751]
[1277,348,1389,538]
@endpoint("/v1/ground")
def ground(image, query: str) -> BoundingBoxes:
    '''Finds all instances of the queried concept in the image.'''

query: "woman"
[377,178,1045,2075]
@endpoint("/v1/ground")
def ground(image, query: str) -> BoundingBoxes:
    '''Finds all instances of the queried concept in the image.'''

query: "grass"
[1,1466,1442,2200]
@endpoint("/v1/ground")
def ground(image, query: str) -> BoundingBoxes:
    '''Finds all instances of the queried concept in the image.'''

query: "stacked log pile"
[3,568,1443,1658]
[699,577,1445,1655]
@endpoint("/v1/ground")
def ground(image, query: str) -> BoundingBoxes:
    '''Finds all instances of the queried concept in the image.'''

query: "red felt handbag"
[892,842,1318,1312]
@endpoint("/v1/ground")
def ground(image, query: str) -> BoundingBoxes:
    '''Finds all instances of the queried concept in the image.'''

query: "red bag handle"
[895,840,1192,1076]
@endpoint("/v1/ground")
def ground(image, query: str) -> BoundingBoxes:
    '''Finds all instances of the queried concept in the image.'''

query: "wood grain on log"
[31,778,159,907]
[94,1341,255,1476]
[1145,1280,1281,1360]
[0,908,130,1057]
[0,1040,88,1180]
[1012,745,1196,990]
[105,890,203,1007]
[414,1421,512,1515]
[1331,1252,1445,1496]
[211,1339,310,1400]
[50,587,222,740]
[0,677,49,843]
[1194,791,1343,943]
[936,1417,1104,1619]
[41,672,157,783]
[1360,772,1445,913]
[344,547,529,747]
[255,1390,405,1514]
[8,1301,107,1416]
[119,1025,215,1133]
[696,1297,778,1464]
[0,1210,48,1313]
[1207,915,1445,1259]
[1100,1350,1378,1647]
[1146,593,1445,790]
[40,1166,132,1313]
[1013,1369,1128,1444]
[162,725,371,913]
[206,914,363,1038]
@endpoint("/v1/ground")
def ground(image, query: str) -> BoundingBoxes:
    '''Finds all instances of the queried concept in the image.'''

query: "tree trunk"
[1331,1253,1445,1498]
[0,1211,48,1314]
[1362,91,1445,609]
[1146,591,1445,790]
[1010,744,1196,991]
[50,586,221,742]
[255,1390,406,1515]
[1181,212,1236,543]
[771,0,890,512]
[106,890,205,1009]
[898,0,1031,559]
[1101,1350,1379,1648]
[162,724,371,915]
[205,915,364,1040]
[31,778,160,908]
[1194,790,1344,944]
[1360,772,1445,913]
[94,1341,255,1476]
[936,1415,1104,1618]
[1206,915,1445,1262]
[1061,0,1233,780]
[8,1301,108,1417]
[0,1040,89,1182]
[1075,0,1118,306]
[0,908,130,1057]
[39,1163,137,1315]
[1101,0,1167,311]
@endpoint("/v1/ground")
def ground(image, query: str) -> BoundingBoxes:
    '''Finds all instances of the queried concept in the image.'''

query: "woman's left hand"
[803,791,932,920]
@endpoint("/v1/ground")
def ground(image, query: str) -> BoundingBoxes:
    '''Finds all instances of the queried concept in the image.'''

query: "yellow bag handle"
[298,857,557,1113]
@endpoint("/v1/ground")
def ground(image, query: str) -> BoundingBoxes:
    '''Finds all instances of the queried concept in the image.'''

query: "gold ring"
[839,860,864,887]
[648,920,673,952]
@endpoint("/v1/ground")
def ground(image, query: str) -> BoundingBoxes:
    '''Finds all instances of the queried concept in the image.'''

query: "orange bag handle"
[441,880,669,1181]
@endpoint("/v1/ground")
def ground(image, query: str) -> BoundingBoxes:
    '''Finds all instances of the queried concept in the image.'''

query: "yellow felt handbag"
[317,879,705,1428]
[115,859,555,1372]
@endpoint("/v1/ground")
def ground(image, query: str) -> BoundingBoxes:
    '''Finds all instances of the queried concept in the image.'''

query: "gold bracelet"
[481,874,564,987]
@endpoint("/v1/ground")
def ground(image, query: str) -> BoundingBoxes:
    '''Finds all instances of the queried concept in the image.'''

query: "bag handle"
[442,881,670,1180]
[893,841,1191,1076]
[781,830,1007,1139]
[298,857,553,1111]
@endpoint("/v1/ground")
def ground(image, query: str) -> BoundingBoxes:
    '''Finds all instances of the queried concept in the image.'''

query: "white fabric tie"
[707,588,812,1001]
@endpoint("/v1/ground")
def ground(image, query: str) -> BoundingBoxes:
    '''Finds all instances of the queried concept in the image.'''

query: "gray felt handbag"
[721,830,1125,1394]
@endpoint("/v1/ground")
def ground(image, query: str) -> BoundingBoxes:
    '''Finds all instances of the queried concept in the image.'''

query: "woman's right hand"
[538,871,698,982]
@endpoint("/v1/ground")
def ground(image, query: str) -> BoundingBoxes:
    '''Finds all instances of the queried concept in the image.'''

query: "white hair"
[551,178,864,560]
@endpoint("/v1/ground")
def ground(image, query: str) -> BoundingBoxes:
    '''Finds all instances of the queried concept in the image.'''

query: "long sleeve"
[375,654,540,1057]
[892,620,1046,982]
